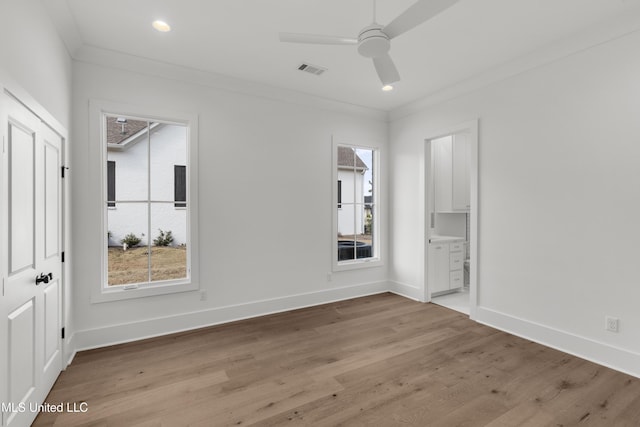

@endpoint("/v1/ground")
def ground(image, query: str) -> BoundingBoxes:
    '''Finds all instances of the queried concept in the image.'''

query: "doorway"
[0,90,67,427]
[424,120,478,318]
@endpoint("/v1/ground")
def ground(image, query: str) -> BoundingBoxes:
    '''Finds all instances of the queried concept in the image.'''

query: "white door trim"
[0,78,70,426]
[2,87,71,366]
[423,119,479,319]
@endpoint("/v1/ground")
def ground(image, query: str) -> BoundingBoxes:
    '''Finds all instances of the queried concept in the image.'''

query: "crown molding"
[42,0,83,56]
[73,45,389,123]
[389,10,640,122]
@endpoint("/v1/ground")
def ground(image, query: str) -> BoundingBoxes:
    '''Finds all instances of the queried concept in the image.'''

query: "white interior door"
[1,94,63,427]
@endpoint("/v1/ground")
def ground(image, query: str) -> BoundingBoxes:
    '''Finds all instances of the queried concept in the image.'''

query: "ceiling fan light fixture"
[278,0,459,88]
[152,20,171,32]
[357,24,390,58]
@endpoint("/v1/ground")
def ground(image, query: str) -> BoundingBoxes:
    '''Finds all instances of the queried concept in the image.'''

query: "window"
[174,165,186,208]
[98,107,197,298]
[334,143,379,269]
[107,161,116,207]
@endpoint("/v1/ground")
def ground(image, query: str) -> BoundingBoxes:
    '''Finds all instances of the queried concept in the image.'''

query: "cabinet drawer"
[450,251,464,270]
[450,270,463,289]
[450,242,464,252]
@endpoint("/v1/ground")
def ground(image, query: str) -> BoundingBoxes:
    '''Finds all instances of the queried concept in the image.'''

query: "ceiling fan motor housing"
[357,24,390,58]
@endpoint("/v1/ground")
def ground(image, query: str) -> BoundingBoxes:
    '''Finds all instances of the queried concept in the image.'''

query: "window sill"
[91,279,198,303]
[333,257,383,272]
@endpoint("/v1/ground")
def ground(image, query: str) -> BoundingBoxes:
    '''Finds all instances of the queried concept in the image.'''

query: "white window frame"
[90,100,199,303]
[332,139,382,271]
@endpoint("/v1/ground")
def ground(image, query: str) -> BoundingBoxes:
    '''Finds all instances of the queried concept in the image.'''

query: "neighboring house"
[106,117,188,246]
[337,146,368,236]
[364,195,373,232]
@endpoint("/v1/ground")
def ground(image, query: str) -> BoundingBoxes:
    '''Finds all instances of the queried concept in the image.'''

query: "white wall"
[390,29,640,376]
[71,55,389,348]
[0,0,73,362]
[0,0,72,126]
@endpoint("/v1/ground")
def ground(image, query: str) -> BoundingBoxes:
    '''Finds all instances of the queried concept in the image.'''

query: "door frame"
[0,77,71,422]
[423,119,478,319]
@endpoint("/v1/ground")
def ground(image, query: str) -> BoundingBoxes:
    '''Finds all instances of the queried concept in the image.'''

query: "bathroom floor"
[431,288,470,315]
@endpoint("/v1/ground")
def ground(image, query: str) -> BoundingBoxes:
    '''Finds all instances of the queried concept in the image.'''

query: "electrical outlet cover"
[605,316,619,333]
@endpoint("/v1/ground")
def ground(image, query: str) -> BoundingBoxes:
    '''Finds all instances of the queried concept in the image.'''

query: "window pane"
[103,111,192,292]
[337,145,375,263]
[150,124,187,202]
[107,203,149,286]
[355,147,373,202]
[337,206,356,261]
[357,205,373,260]
[106,116,149,201]
[150,203,187,282]
[338,145,356,170]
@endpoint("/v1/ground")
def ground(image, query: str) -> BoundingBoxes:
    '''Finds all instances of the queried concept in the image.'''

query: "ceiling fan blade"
[279,33,358,45]
[383,0,459,39]
[373,53,400,86]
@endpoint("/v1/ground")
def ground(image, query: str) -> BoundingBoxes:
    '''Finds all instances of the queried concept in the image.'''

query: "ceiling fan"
[279,0,460,90]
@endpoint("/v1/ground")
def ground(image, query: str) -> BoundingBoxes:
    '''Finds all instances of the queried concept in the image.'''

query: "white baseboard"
[388,281,424,302]
[69,284,640,380]
[475,306,640,379]
[73,281,389,352]
[63,332,77,369]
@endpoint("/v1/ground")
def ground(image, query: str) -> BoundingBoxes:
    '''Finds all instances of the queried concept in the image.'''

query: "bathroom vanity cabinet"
[429,238,465,295]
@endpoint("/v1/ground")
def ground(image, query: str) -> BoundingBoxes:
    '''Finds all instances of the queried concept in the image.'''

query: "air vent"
[298,63,327,76]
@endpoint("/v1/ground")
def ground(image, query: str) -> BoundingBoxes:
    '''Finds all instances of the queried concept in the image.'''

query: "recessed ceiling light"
[152,20,171,32]
[382,85,394,92]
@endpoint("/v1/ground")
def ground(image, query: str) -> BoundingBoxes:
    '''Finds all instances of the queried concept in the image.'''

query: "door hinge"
[61,251,65,263]
[61,327,65,339]
[61,166,69,178]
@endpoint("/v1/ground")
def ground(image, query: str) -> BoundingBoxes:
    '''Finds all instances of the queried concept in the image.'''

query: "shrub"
[153,229,174,247]
[121,233,142,247]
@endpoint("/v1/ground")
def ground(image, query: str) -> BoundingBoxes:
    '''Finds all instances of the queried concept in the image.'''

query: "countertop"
[430,235,465,243]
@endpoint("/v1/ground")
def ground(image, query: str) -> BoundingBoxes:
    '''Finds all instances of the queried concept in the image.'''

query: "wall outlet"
[605,316,619,333]
[200,290,207,301]
[327,273,332,282]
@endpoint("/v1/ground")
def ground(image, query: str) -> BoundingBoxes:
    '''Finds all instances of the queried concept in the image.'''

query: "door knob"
[35,273,53,285]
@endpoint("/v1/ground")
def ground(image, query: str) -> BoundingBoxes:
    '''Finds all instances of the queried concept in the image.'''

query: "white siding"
[337,168,366,236]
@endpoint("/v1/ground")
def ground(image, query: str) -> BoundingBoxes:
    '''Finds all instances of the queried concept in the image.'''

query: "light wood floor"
[34,293,640,426]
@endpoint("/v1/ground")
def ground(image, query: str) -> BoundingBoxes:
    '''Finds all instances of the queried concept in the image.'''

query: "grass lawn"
[108,246,187,286]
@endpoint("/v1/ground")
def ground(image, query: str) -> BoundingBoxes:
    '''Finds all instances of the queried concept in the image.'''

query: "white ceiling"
[46,0,640,111]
